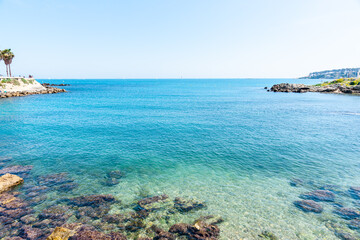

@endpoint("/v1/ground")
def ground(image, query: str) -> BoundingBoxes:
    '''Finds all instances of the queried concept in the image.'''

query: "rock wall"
[270,83,360,94]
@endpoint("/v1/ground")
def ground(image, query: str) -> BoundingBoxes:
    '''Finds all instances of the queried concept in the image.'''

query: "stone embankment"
[0,87,66,98]
[270,83,360,94]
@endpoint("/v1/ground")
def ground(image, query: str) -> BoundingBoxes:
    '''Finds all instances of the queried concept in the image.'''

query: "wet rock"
[300,190,335,202]
[47,226,76,240]
[334,208,360,220]
[289,178,304,187]
[29,195,48,205]
[137,194,169,211]
[56,182,79,192]
[20,225,45,240]
[0,165,33,175]
[174,197,206,212]
[125,219,145,232]
[348,219,360,230]
[37,172,73,187]
[349,187,360,200]
[0,215,15,224]
[0,173,24,193]
[2,197,29,209]
[67,194,116,207]
[259,231,278,240]
[3,237,25,240]
[107,170,125,179]
[293,200,323,213]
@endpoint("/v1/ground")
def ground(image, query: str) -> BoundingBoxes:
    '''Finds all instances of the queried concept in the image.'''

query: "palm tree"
[2,49,15,77]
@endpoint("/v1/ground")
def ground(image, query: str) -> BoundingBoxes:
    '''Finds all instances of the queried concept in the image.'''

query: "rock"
[151,225,175,240]
[0,173,24,193]
[39,205,72,221]
[334,208,360,220]
[1,207,33,218]
[137,194,169,210]
[20,225,44,240]
[102,177,119,186]
[67,194,116,207]
[174,197,206,212]
[108,232,127,240]
[0,165,33,175]
[300,190,335,202]
[70,229,111,240]
[349,187,360,200]
[293,200,323,213]
[20,214,37,224]
[107,170,125,179]
[47,227,75,240]
[259,231,278,240]
[76,205,110,219]
[102,214,127,224]
[348,219,360,230]
[169,221,220,240]
[195,215,224,225]
[289,178,304,187]
[319,185,342,193]
[37,172,74,187]
[56,182,78,192]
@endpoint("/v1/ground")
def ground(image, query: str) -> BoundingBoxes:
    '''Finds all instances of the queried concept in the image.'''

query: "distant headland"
[300,68,360,79]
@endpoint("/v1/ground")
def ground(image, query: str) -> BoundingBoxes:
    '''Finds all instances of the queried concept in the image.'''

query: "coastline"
[0,77,67,98]
[270,79,360,94]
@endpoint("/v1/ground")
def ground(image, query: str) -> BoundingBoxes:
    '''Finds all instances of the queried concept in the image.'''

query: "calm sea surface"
[1,79,360,239]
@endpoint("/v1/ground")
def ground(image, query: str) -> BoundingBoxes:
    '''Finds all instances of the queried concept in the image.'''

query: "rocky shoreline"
[0,156,224,240]
[270,83,360,94]
[0,87,66,99]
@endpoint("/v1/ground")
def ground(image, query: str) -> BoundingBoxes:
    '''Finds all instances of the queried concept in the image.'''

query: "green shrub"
[21,78,28,84]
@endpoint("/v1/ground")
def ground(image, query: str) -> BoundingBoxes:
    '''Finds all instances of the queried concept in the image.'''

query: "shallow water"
[1,79,360,239]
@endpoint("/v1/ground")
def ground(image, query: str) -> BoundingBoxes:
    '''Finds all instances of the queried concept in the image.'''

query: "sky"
[0,0,360,79]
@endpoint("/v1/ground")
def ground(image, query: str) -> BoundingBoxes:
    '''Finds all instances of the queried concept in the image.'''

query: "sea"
[1,79,360,239]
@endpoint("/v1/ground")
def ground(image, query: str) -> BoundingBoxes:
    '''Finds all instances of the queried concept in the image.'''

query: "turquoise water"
[1,79,360,239]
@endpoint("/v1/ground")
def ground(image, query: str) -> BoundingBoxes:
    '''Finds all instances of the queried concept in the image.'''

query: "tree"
[2,49,15,77]
[0,50,3,76]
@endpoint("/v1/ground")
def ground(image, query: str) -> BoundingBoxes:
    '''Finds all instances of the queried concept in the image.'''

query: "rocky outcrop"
[270,83,360,94]
[0,87,66,98]
[293,200,323,213]
[0,174,24,193]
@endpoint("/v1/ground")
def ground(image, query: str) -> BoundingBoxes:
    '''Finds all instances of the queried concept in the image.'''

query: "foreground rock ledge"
[0,173,24,193]
[0,87,66,98]
[270,83,360,94]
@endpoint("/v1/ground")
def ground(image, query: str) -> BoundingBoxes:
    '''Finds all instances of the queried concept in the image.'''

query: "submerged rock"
[20,225,45,240]
[319,185,342,193]
[107,170,125,179]
[56,182,79,192]
[334,208,360,220]
[68,194,116,207]
[174,197,206,212]
[195,215,224,225]
[349,187,360,200]
[37,172,74,187]
[348,219,360,230]
[137,194,169,211]
[300,190,335,202]
[76,205,110,219]
[0,165,33,175]
[39,205,72,221]
[169,221,220,240]
[289,178,304,187]
[293,200,323,213]
[259,231,278,240]
[102,177,120,186]
[0,173,24,193]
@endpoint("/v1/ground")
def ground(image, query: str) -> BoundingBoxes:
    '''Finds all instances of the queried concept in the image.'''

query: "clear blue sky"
[1,0,359,79]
